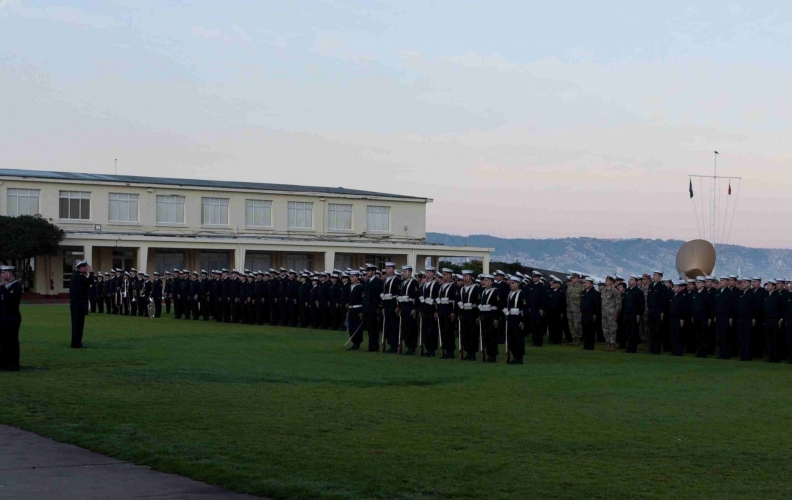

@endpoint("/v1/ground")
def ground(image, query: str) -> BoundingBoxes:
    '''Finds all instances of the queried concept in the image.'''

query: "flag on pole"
[689,179,694,199]
[714,151,719,155]
[728,181,732,195]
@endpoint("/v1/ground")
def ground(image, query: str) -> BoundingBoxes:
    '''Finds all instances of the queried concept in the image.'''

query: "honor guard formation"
[51,263,792,366]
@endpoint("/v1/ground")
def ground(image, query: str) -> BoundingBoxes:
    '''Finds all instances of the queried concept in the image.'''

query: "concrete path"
[0,424,262,499]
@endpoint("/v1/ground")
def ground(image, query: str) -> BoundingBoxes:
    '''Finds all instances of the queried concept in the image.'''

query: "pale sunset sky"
[1,1,791,247]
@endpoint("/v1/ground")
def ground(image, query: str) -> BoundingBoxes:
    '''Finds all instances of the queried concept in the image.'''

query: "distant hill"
[427,233,792,279]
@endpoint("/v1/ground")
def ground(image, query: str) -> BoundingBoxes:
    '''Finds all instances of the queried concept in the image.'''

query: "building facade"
[0,169,491,296]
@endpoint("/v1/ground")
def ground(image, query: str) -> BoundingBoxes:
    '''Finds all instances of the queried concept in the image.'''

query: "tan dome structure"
[676,239,717,279]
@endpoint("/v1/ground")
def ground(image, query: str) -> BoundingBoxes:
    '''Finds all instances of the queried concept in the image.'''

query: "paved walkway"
[0,425,262,499]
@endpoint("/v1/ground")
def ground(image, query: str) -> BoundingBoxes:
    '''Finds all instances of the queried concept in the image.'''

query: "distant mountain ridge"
[427,233,792,279]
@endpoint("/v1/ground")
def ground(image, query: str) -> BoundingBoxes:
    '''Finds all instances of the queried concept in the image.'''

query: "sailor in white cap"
[457,269,481,361]
[545,275,566,344]
[667,280,688,356]
[378,262,401,353]
[763,279,784,362]
[621,275,645,353]
[419,266,440,357]
[478,273,502,362]
[360,263,382,351]
[68,259,94,349]
[646,269,669,355]
[578,276,601,351]
[436,268,459,359]
[396,265,420,355]
[503,274,527,364]
[526,270,548,348]
[344,271,365,349]
[0,265,22,370]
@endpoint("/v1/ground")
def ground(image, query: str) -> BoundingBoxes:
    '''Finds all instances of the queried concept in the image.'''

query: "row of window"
[6,189,391,231]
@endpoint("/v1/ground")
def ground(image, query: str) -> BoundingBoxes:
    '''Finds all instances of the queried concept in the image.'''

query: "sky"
[1,1,791,247]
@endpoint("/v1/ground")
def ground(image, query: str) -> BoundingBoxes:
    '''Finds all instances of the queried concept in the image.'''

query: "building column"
[324,250,335,272]
[137,245,149,274]
[408,250,417,270]
[235,246,246,272]
[83,243,94,267]
[482,254,490,274]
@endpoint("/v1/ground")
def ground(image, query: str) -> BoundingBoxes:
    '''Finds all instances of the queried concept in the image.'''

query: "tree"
[0,215,65,290]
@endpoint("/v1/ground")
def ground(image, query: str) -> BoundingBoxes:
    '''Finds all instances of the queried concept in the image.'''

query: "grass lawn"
[2,305,792,499]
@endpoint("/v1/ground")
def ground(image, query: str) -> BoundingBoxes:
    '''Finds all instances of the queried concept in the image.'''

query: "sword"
[380,312,387,353]
[418,314,424,356]
[458,317,463,360]
[437,317,444,358]
[344,321,364,346]
[397,312,403,354]
[479,319,485,362]
[505,319,511,364]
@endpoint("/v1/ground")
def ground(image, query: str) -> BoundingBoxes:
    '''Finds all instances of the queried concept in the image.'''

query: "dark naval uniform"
[419,278,440,356]
[397,274,420,354]
[737,287,755,361]
[380,274,401,352]
[437,281,459,358]
[457,281,481,360]
[478,286,502,362]
[545,285,566,344]
[69,270,95,348]
[763,289,783,362]
[347,281,365,347]
[647,281,668,354]
[152,277,163,318]
[504,287,527,363]
[623,285,645,353]
[0,278,22,370]
[363,275,383,351]
[580,286,601,351]
[527,281,547,346]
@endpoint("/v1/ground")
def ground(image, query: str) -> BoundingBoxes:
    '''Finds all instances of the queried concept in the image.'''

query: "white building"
[0,169,491,296]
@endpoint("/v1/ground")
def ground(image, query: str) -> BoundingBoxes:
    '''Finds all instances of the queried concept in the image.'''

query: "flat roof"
[0,169,428,201]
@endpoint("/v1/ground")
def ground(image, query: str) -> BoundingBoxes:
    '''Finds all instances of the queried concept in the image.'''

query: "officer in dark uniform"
[267,269,280,326]
[419,266,439,357]
[0,265,23,371]
[363,264,383,351]
[750,277,766,359]
[397,265,420,355]
[278,268,289,326]
[714,277,735,359]
[763,280,783,362]
[545,276,566,344]
[338,273,350,331]
[478,274,502,363]
[380,263,402,353]
[69,260,94,348]
[646,270,669,355]
[527,271,547,347]
[504,275,527,364]
[104,271,115,314]
[580,276,601,351]
[689,277,712,358]
[346,271,365,349]
[151,272,163,317]
[457,270,481,360]
[163,271,172,314]
[623,275,645,353]
[95,274,105,314]
[736,277,755,361]
[436,268,458,358]
[668,280,688,356]
[327,273,340,330]
[172,270,183,319]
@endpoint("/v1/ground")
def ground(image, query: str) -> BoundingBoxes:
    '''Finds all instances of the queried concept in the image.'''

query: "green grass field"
[2,305,792,499]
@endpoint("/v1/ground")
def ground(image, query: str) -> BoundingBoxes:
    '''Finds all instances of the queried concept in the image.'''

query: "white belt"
[424,298,435,305]
[438,298,451,305]
[509,308,522,315]
[380,293,394,300]
[349,305,362,309]
[462,303,474,310]
[478,305,492,312]
[419,297,425,303]
[397,296,412,303]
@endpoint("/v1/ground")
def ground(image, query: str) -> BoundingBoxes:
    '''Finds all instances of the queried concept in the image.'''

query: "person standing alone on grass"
[69,260,94,349]
[0,265,22,371]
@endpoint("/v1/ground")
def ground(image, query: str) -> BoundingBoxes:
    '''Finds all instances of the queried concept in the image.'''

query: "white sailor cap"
[686,279,696,284]
[191,271,198,275]
[532,270,543,277]
[75,260,88,268]
[719,276,729,281]
[424,266,436,272]
[767,279,777,285]
[395,271,403,276]
[552,276,563,283]
[494,270,506,276]
[131,267,137,272]
[480,274,494,280]
[583,276,595,283]
[384,262,396,268]
[462,269,474,275]
[201,269,208,274]
[653,270,663,276]
[705,276,716,282]
[615,274,624,280]
[402,265,413,271]
[173,268,180,272]
[0,265,15,271]
[728,275,738,279]
[696,277,707,282]
[673,280,685,286]
[454,274,463,280]
[507,275,520,282]
[630,274,641,280]
[515,271,524,278]
[154,271,161,276]
[441,268,453,274]
[751,276,761,281]
[597,280,605,286]
[777,278,787,283]
[349,270,360,276]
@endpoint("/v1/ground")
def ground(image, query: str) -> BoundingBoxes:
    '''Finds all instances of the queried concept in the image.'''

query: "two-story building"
[0,169,492,296]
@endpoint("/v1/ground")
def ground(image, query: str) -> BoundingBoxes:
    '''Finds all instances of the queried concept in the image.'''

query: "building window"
[335,253,353,270]
[200,252,230,272]
[286,253,313,271]
[6,188,40,216]
[59,191,91,220]
[365,254,393,270]
[202,197,229,226]
[328,203,352,230]
[287,201,313,229]
[245,252,272,272]
[62,249,85,288]
[108,193,139,222]
[366,205,390,231]
[156,195,185,224]
[154,251,185,275]
[245,199,272,227]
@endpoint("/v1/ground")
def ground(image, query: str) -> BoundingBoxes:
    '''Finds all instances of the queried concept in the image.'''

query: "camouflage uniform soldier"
[566,273,584,345]
[601,275,622,351]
